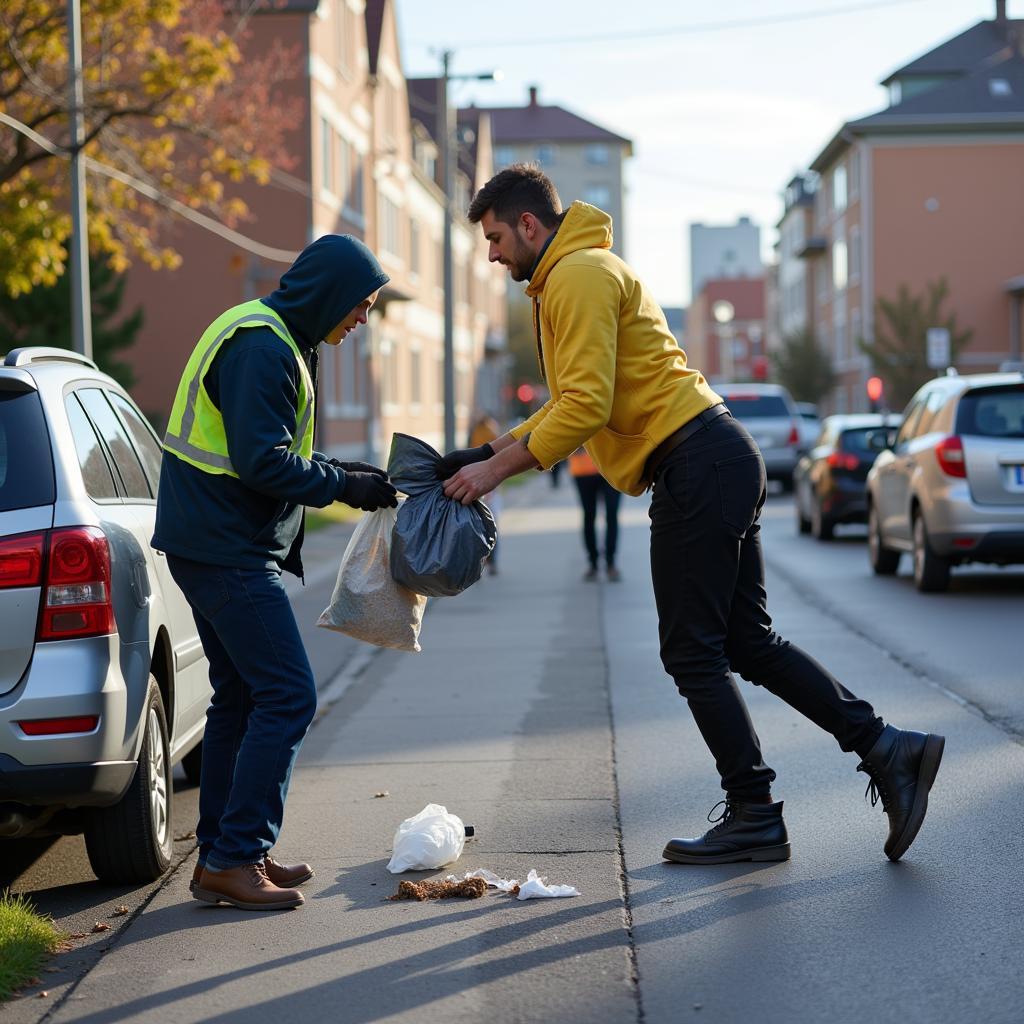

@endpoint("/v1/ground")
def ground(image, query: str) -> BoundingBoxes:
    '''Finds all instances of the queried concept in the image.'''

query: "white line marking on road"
[315,646,380,720]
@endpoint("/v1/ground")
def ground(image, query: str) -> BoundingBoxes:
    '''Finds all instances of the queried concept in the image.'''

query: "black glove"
[436,443,494,480]
[329,458,388,479]
[340,471,398,512]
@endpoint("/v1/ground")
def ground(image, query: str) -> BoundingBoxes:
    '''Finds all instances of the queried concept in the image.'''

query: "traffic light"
[867,376,883,412]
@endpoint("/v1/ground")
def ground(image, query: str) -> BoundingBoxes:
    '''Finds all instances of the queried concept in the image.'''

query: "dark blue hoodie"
[152,234,390,578]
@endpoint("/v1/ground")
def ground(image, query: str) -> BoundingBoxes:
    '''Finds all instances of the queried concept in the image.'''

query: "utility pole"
[439,52,456,452]
[67,0,92,358]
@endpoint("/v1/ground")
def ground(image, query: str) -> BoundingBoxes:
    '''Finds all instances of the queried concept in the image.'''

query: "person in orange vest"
[569,447,621,581]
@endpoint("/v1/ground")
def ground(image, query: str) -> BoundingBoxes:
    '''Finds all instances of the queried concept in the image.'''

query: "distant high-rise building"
[689,217,762,301]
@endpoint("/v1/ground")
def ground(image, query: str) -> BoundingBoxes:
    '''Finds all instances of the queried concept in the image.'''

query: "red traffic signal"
[516,383,535,404]
[866,376,883,403]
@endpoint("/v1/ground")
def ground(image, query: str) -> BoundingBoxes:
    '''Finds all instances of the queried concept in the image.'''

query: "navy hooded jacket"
[151,234,390,578]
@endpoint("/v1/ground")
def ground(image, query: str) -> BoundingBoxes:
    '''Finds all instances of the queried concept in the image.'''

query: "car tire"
[181,740,203,786]
[868,504,900,575]
[811,501,834,541]
[85,676,173,883]
[913,512,950,593]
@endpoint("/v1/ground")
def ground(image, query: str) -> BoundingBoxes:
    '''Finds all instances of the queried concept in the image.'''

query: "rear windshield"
[0,389,56,512]
[956,386,1024,438]
[839,428,881,453]
[722,393,791,417]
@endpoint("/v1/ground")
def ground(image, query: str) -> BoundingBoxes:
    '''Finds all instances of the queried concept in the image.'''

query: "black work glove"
[328,458,388,479]
[436,443,494,480]
[340,471,398,512]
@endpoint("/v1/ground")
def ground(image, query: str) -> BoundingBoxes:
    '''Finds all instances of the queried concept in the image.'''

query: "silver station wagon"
[866,370,1024,592]
[0,347,210,881]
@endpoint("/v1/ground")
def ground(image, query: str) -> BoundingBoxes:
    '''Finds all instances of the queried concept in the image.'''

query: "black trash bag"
[387,433,496,597]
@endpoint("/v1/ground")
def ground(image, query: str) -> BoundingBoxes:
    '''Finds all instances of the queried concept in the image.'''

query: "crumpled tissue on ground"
[446,867,580,900]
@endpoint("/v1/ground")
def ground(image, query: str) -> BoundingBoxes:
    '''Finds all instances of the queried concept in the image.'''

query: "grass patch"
[0,890,64,1001]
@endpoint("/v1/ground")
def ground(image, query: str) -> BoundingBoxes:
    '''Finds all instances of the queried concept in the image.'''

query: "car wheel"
[912,512,950,593]
[868,504,900,575]
[85,675,173,883]
[181,740,203,786]
[811,501,834,541]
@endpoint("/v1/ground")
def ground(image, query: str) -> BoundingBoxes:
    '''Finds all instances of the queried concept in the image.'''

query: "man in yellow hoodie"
[440,165,943,865]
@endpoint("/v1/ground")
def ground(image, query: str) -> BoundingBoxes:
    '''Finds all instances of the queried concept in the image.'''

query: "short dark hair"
[467,163,562,228]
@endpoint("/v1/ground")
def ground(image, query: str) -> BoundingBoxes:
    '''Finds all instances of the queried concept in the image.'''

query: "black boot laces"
[857,763,891,811]
[705,800,736,837]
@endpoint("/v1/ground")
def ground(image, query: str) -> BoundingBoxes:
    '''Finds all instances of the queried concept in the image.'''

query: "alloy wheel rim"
[147,707,168,847]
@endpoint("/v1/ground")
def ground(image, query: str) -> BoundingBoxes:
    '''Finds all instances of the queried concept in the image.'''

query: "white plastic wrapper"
[386,803,467,873]
[446,867,580,900]
[317,505,426,653]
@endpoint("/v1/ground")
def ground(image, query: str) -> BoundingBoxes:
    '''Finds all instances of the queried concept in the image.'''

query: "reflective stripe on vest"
[163,301,314,477]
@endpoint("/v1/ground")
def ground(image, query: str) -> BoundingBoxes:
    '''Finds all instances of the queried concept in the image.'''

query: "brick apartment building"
[793,2,1024,413]
[121,0,507,461]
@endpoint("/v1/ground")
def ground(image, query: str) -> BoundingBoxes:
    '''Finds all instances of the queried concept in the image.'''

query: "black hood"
[261,234,390,350]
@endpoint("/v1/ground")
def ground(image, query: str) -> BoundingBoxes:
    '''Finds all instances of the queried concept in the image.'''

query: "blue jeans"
[166,556,317,870]
[649,412,884,799]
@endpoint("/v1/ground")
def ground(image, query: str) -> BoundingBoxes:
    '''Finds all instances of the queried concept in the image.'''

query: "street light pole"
[67,0,92,359]
[439,51,456,452]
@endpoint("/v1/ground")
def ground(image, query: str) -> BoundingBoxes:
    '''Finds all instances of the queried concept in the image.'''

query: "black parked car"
[795,414,901,540]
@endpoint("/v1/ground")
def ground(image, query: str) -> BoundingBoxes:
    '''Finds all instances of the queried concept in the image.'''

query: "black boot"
[857,724,944,862]
[663,800,791,864]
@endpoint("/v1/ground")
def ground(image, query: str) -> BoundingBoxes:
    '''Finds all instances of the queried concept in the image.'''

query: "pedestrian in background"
[569,446,621,581]
[468,412,502,575]
[438,165,943,865]
[153,235,398,910]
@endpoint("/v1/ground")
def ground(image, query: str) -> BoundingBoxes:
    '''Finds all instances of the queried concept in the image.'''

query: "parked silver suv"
[866,370,1024,592]
[716,383,803,490]
[0,347,209,881]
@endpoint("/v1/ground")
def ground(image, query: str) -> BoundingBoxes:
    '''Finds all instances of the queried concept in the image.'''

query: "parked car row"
[790,370,1024,593]
[0,347,209,883]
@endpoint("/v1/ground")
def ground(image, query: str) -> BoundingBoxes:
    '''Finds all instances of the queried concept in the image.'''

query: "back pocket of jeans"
[715,452,763,535]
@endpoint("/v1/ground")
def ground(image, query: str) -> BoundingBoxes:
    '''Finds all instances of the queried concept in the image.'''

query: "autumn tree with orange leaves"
[0,0,300,297]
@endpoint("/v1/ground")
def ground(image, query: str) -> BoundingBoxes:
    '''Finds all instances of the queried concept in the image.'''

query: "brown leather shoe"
[193,862,303,910]
[190,855,314,892]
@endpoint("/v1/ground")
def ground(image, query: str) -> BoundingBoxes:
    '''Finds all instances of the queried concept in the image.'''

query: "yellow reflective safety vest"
[163,300,315,477]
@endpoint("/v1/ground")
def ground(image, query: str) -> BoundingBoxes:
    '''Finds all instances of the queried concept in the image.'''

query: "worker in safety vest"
[152,234,397,910]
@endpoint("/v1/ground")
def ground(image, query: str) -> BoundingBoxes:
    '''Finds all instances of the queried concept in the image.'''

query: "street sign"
[927,327,951,369]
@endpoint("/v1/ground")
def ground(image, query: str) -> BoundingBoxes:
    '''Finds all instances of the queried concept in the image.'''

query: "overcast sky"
[396,0,1015,307]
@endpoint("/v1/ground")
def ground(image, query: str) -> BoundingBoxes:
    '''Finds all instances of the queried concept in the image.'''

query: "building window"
[536,144,557,167]
[832,239,848,291]
[410,348,422,405]
[849,226,861,282]
[583,185,611,208]
[409,218,420,278]
[320,117,334,193]
[585,144,609,165]
[494,146,515,168]
[379,195,400,258]
[832,165,847,212]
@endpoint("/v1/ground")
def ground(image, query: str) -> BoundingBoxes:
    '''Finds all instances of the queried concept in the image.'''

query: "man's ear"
[519,212,538,240]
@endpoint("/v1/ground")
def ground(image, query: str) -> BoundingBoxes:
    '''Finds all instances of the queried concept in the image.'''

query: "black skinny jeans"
[648,412,884,800]
[574,473,621,568]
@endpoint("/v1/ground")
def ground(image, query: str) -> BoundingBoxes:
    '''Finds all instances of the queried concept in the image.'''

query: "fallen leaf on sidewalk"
[91,922,110,933]
[373,791,390,798]
[66,932,87,940]
[37,992,49,999]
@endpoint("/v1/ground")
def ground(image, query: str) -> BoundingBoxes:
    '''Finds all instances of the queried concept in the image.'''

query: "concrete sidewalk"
[34,474,641,1024]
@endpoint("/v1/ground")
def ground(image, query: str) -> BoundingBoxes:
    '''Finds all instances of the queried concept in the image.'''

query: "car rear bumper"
[822,478,870,523]
[931,529,1024,562]
[0,752,136,807]
[926,491,1024,560]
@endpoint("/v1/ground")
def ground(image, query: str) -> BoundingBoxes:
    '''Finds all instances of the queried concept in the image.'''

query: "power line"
[0,111,298,264]
[452,0,930,49]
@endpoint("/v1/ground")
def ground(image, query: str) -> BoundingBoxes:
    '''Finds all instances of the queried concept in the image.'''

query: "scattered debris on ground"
[388,877,488,901]
[373,791,390,798]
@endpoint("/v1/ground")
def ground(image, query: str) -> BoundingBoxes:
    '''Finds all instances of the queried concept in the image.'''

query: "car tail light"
[827,452,860,471]
[18,716,99,736]
[935,435,967,478]
[0,532,45,589]
[787,426,799,446]
[37,527,115,641]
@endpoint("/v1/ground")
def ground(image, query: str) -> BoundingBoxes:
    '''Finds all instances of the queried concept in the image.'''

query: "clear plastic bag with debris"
[317,504,427,653]
[387,433,497,598]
